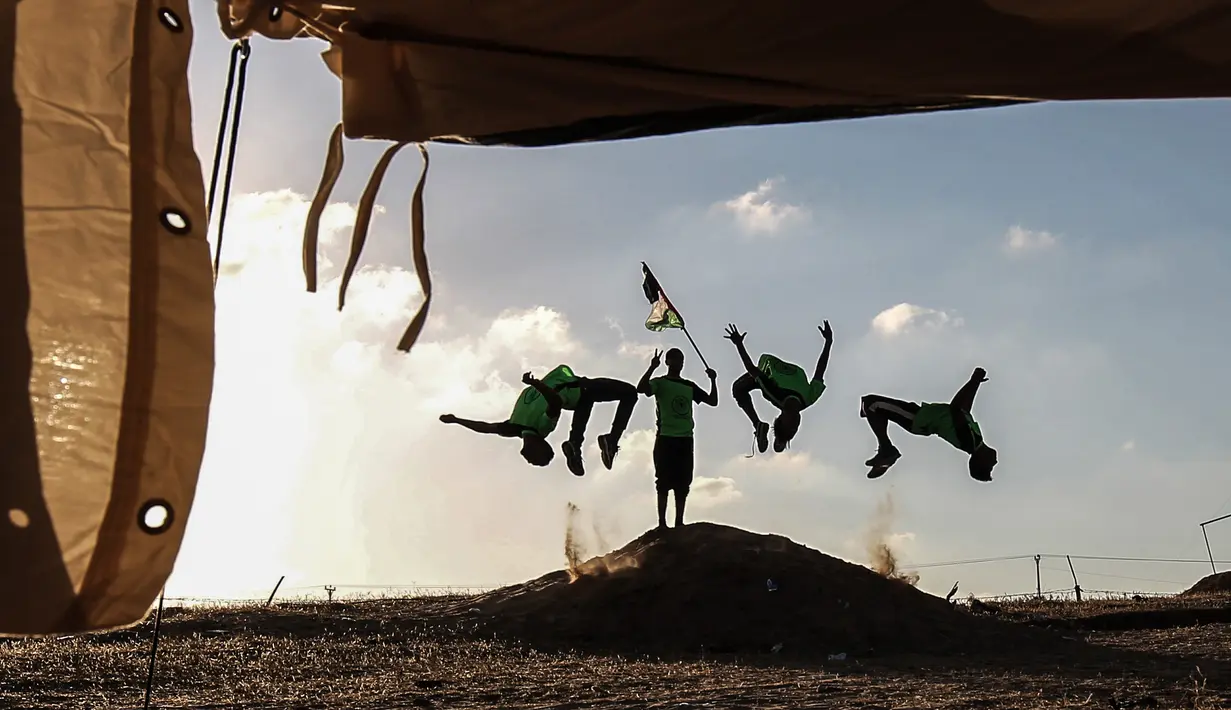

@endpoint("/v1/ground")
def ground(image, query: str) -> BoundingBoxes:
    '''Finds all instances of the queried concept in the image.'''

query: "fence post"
[266,575,285,606]
[1034,555,1042,599]
[1202,524,1217,575]
[1066,555,1082,602]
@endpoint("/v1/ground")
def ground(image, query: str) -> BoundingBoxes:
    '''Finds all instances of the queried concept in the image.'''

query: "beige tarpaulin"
[3,0,1230,636]
[222,0,1231,147]
[2,0,213,636]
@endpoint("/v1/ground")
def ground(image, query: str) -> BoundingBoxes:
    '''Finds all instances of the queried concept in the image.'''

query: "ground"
[3,594,1230,709]
[7,524,1231,709]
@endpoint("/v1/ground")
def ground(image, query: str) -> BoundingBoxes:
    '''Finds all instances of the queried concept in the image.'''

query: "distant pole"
[142,588,166,710]
[1198,512,1231,576]
[325,585,337,602]
[1034,555,1042,599]
[1202,525,1216,575]
[1066,555,1082,602]
[266,575,285,606]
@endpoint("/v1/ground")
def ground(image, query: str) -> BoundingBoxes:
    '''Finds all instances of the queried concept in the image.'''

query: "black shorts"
[653,435,694,494]
[859,394,920,431]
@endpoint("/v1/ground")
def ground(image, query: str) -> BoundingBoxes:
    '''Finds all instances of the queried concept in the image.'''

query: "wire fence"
[157,551,1230,608]
[897,552,1231,602]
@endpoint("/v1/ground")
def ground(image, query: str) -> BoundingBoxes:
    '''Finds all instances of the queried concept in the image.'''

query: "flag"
[642,262,685,331]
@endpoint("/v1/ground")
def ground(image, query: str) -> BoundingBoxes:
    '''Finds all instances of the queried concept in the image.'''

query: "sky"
[167,1,1231,603]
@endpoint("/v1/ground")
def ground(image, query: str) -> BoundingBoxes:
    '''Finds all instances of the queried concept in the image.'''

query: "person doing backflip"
[637,348,718,530]
[723,321,832,454]
[438,364,638,476]
[859,367,999,481]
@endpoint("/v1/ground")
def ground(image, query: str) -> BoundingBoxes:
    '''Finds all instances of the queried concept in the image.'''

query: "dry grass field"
[5,525,1230,709]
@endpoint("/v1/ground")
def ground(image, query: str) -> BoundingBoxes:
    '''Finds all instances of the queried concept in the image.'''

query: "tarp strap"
[337,141,408,311]
[302,123,345,293]
[206,38,252,284]
[278,3,343,42]
[306,133,434,354]
[396,145,432,353]
[216,0,274,40]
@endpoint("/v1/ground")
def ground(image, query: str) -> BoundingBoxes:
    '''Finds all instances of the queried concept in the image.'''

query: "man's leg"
[653,437,670,529]
[561,381,594,476]
[732,372,770,453]
[576,377,638,469]
[859,394,919,476]
[673,437,694,527]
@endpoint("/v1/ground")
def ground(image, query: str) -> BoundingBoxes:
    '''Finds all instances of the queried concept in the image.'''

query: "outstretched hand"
[723,323,746,345]
[650,349,662,368]
[819,320,833,342]
[971,367,988,383]
[522,371,536,385]
[439,413,457,424]
[705,368,717,380]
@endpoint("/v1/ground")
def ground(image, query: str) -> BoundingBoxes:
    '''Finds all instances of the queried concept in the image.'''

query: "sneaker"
[755,422,769,453]
[864,446,901,469]
[598,434,619,470]
[561,441,585,476]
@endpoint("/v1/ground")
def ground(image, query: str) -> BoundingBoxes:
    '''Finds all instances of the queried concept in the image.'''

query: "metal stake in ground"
[142,588,166,710]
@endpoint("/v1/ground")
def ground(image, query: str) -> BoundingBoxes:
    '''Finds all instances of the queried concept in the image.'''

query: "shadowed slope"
[440,522,1066,657]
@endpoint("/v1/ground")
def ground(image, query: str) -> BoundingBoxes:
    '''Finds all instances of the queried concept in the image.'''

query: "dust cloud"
[564,502,642,582]
[864,492,921,587]
[565,502,585,577]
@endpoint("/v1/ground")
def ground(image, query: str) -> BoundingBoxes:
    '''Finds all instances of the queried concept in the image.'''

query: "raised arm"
[948,368,987,453]
[812,320,833,382]
[439,414,521,437]
[950,367,987,414]
[637,350,662,396]
[723,324,759,377]
[700,368,719,407]
[523,371,564,417]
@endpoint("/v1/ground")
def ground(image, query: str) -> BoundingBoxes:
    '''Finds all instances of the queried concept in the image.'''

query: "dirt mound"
[443,523,1063,658]
[1183,571,1231,596]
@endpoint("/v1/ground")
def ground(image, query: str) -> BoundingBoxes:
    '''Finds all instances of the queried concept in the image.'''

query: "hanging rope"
[396,145,433,353]
[337,141,409,311]
[302,123,345,293]
[206,39,252,284]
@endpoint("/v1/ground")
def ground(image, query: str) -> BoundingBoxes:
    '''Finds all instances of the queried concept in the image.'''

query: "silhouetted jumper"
[439,364,638,476]
[860,367,999,482]
[724,321,832,454]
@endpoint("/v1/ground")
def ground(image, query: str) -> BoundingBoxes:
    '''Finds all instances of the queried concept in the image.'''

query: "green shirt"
[506,364,581,438]
[756,353,826,409]
[648,376,707,438]
[911,403,984,453]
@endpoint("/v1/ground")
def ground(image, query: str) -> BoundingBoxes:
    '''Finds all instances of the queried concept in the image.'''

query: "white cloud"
[870,303,964,337]
[1004,225,1058,255]
[1122,440,1136,452]
[712,177,810,235]
[169,190,745,599]
[688,477,743,509]
[617,341,661,361]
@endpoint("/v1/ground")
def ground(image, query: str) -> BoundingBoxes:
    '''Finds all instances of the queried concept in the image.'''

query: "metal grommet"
[157,8,185,33]
[138,499,175,535]
[159,208,191,235]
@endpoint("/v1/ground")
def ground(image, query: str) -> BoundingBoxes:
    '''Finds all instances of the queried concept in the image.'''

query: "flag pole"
[680,325,710,372]
[641,262,710,371]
